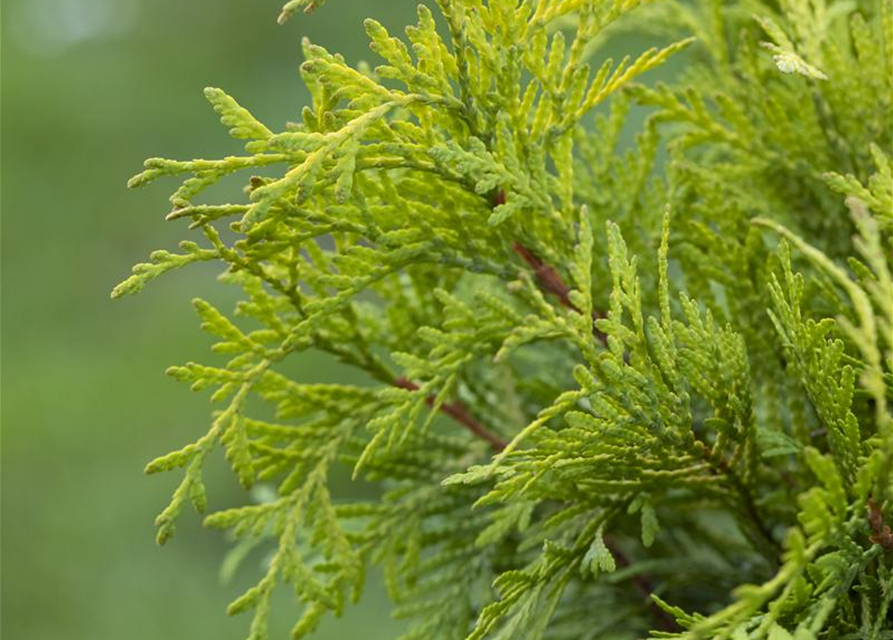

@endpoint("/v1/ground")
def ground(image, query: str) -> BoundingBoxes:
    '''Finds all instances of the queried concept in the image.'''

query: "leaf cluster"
[117,0,893,638]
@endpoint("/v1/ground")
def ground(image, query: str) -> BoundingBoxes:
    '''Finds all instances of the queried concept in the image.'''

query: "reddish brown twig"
[605,536,679,632]
[868,498,893,550]
[512,242,576,309]
[393,377,507,451]
[511,241,609,347]
[490,189,609,346]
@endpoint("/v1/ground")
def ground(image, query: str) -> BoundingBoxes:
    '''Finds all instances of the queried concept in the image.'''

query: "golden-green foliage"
[117,0,893,638]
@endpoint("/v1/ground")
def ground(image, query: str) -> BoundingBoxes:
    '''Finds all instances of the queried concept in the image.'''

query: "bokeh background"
[2,1,430,638]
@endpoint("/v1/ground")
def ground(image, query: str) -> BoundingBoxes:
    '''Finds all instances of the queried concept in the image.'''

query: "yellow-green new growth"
[117,0,893,638]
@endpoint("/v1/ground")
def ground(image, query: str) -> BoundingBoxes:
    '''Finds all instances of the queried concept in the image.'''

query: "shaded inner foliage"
[117,0,893,638]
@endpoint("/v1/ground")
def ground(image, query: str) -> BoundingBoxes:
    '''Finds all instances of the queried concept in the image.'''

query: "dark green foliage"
[116,0,893,637]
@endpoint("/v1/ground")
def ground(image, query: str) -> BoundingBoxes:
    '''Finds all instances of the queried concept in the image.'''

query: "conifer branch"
[393,377,507,451]
[119,0,893,637]
[512,240,610,347]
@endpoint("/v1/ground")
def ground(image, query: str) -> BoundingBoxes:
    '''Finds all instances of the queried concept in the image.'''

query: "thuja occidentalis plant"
[114,0,893,637]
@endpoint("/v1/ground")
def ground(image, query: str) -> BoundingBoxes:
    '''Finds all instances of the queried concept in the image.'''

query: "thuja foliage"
[115,0,893,637]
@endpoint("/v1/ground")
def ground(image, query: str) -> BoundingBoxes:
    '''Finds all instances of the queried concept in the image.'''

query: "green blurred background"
[2,1,429,637]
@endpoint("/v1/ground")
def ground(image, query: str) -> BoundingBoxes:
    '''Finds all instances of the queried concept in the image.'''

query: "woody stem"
[393,377,507,451]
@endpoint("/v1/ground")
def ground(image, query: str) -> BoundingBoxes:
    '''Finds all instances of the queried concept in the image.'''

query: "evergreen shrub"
[115,0,893,637]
